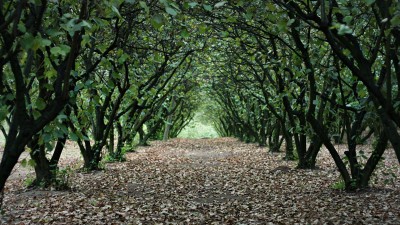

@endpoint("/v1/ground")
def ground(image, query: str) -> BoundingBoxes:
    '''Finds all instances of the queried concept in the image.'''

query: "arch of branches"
[0,1,399,205]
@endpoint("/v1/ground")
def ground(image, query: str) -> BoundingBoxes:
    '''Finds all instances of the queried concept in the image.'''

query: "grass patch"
[331,180,346,190]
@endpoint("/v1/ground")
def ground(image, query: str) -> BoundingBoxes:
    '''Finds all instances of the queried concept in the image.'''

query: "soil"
[1,138,400,224]
[0,141,82,181]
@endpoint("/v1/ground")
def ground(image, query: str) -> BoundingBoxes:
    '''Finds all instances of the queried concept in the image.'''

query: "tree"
[25,0,123,186]
[0,0,92,195]
[270,0,399,190]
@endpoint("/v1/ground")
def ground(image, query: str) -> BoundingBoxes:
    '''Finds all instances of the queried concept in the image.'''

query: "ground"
[1,138,400,224]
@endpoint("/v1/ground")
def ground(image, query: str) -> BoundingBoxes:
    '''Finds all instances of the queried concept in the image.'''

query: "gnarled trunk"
[29,136,66,186]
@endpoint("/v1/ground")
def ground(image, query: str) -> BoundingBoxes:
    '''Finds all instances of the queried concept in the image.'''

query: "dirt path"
[2,138,400,224]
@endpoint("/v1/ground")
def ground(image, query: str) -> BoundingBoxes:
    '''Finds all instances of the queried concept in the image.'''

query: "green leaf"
[32,38,41,50]
[287,19,295,26]
[21,158,36,168]
[199,24,208,33]
[220,31,229,37]
[236,0,244,6]
[69,132,79,141]
[180,29,190,38]
[166,7,177,16]
[394,100,400,109]
[61,45,71,55]
[6,93,14,101]
[151,14,165,29]
[40,39,51,47]
[118,53,129,64]
[343,16,353,24]
[57,114,68,120]
[343,49,351,56]
[226,16,237,23]
[170,3,180,10]
[63,19,92,36]
[111,5,122,18]
[337,24,353,35]
[188,2,198,8]
[244,12,253,20]
[20,34,35,50]
[28,159,36,167]
[50,45,70,57]
[364,0,375,5]
[139,1,149,14]
[78,20,92,29]
[390,15,400,27]
[45,69,57,79]
[59,124,69,136]
[32,110,41,120]
[21,159,28,168]
[46,29,64,37]
[36,97,46,110]
[51,46,62,55]
[43,133,53,143]
[18,23,26,33]
[215,1,227,8]
[0,106,7,122]
[277,20,288,32]
[203,4,212,11]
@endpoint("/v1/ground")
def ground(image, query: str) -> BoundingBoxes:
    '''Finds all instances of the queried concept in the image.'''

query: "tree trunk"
[138,126,145,145]
[116,122,124,155]
[259,120,267,147]
[0,120,34,195]
[109,125,114,156]
[88,142,104,170]
[163,96,176,141]
[27,135,66,186]
[139,123,157,146]
[299,137,322,169]
[360,130,388,188]
[51,137,66,167]
[378,109,400,164]
[0,144,24,197]
[79,139,102,170]
[29,142,52,186]
[282,121,295,160]
[270,121,281,152]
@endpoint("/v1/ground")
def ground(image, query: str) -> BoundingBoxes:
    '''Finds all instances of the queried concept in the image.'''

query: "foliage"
[23,176,36,188]
[331,179,346,191]
[178,112,219,139]
[51,167,72,191]
[199,0,400,189]
[122,144,138,153]
[23,167,72,191]
[104,151,127,163]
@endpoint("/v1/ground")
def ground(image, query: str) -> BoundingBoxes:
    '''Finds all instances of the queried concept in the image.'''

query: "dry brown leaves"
[1,138,400,224]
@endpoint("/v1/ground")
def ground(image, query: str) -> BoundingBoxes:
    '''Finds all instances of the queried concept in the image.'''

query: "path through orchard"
[2,138,400,224]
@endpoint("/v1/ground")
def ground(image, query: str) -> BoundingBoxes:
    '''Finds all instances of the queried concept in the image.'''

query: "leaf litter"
[1,137,400,224]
